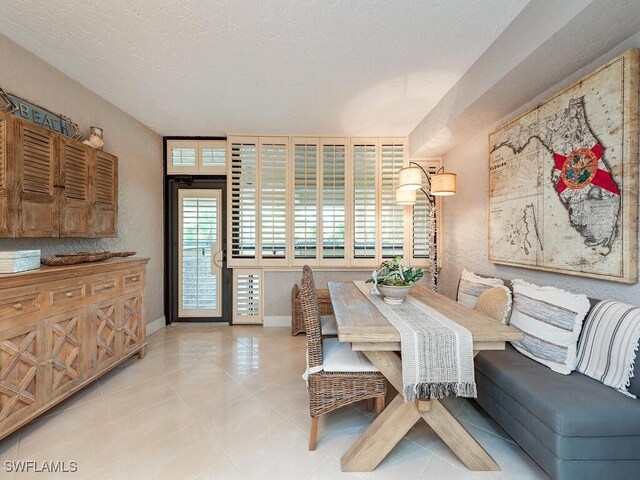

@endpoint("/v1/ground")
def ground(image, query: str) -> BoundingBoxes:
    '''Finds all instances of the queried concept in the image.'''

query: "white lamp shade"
[430,173,456,196]
[397,167,423,190]
[395,189,417,205]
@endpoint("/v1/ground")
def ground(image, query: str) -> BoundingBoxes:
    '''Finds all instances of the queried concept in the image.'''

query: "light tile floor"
[1,324,550,480]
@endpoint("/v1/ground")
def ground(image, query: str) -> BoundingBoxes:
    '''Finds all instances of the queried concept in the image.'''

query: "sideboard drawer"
[123,272,143,288]
[91,278,118,295]
[0,291,40,319]
[50,284,86,306]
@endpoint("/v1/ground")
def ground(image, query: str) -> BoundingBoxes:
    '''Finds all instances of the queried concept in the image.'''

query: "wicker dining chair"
[301,265,387,450]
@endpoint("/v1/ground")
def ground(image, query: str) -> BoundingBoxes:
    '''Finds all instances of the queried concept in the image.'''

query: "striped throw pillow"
[509,280,590,375]
[576,300,640,398]
[457,270,504,308]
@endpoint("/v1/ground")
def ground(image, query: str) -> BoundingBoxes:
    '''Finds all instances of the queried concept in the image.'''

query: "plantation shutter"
[233,269,262,324]
[293,138,319,264]
[179,191,220,317]
[260,138,288,263]
[351,139,378,265]
[199,140,226,174]
[321,139,347,265]
[380,140,406,259]
[167,140,198,174]
[411,160,439,266]
[228,137,259,266]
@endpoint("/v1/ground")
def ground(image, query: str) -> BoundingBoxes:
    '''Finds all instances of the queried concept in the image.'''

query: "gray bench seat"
[475,345,640,480]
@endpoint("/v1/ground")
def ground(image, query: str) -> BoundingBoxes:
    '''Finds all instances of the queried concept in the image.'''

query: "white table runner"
[354,281,477,400]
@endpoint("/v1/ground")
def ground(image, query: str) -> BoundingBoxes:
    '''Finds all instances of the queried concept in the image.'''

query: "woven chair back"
[301,265,323,368]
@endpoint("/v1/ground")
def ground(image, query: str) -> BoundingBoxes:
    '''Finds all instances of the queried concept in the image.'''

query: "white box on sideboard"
[0,250,41,273]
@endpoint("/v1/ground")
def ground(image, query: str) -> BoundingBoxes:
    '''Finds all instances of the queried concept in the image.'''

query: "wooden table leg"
[421,400,499,471]
[341,394,421,472]
[340,349,500,473]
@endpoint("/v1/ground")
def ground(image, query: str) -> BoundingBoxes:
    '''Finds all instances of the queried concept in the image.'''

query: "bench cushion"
[475,345,640,438]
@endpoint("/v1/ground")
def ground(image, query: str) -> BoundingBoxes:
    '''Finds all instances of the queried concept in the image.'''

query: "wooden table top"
[328,281,523,347]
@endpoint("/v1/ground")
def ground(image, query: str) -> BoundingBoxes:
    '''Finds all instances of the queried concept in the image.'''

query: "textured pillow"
[474,286,513,325]
[509,280,590,375]
[457,270,504,308]
[576,300,640,398]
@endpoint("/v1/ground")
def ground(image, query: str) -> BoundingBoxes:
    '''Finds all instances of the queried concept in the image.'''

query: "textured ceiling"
[0,0,528,136]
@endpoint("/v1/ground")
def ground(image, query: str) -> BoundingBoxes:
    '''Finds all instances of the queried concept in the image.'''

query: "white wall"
[439,31,640,305]
[0,34,164,324]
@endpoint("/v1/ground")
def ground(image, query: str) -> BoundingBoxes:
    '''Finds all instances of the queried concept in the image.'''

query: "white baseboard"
[146,316,166,336]
[263,315,292,327]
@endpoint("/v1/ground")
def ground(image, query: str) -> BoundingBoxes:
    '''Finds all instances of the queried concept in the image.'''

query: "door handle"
[212,249,224,270]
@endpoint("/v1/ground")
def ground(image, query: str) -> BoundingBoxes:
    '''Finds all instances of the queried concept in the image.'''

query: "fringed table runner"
[354,281,477,401]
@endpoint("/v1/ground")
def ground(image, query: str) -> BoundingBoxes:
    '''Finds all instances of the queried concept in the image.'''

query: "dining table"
[327,281,525,473]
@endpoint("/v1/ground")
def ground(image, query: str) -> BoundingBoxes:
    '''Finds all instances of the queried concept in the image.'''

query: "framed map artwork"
[488,49,638,283]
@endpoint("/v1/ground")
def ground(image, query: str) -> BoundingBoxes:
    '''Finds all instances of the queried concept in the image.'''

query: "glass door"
[178,189,223,318]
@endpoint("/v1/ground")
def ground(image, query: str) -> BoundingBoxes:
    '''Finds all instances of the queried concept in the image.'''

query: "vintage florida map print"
[489,49,638,283]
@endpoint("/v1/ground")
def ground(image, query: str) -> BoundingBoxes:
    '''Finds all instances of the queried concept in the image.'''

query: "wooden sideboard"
[0,109,118,238]
[0,257,148,440]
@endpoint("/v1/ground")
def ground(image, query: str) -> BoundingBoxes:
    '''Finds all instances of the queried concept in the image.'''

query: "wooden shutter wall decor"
[0,111,118,238]
[15,119,58,237]
[93,151,118,237]
[0,111,12,236]
[60,139,92,236]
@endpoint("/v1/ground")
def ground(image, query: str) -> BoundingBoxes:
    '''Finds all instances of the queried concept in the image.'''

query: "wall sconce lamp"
[395,162,456,205]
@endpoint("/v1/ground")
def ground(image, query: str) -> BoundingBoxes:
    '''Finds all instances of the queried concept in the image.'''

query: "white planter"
[377,285,413,305]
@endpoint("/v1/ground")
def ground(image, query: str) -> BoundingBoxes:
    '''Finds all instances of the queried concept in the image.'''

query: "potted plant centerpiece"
[366,257,424,304]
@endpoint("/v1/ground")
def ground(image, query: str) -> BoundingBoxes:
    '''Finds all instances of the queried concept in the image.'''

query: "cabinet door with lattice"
[0,111,14,237]
[59,137,93,237]
[13,118,59,237]
[120,291,145,357]
[43,309,88,400]
[0,321,42,433]
[92,150,118,237]
[91,299,120,374]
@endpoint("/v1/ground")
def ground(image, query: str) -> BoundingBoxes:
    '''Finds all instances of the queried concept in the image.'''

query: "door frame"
[164,136,230,324]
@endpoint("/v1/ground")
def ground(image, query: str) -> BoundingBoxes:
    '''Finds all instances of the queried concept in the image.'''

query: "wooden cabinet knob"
[66,292,74,298]
[13,303,23,310]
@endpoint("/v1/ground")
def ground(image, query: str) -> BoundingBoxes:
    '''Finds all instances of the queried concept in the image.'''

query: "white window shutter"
[166,140,198,174]
[410,160,440,268]
[351,139,379,266]
[228,137,259,266]
[233,269,262,324]
[320,139,348,266]
[292,138,320,265]
[199,140,226,174]
[260,138,289,264]
[380,140,406,259]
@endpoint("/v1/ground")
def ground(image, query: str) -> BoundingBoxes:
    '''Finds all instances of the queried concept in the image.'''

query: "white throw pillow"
[457,270,504,308]
[510,279,590,375]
